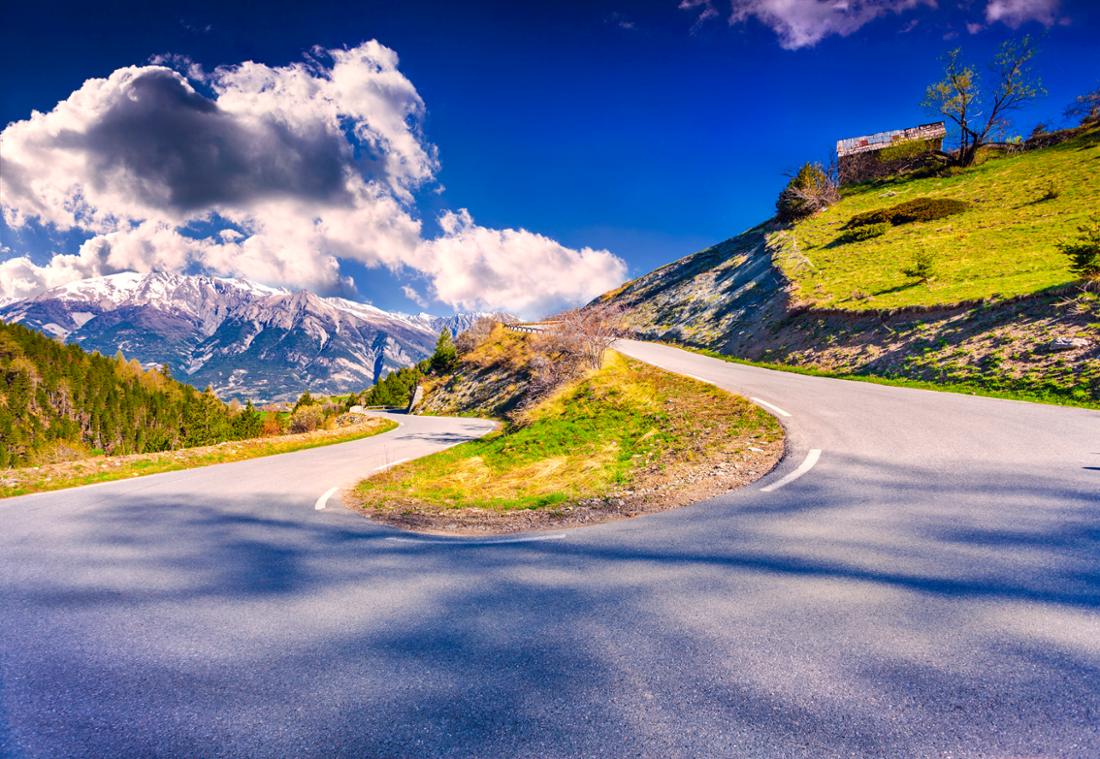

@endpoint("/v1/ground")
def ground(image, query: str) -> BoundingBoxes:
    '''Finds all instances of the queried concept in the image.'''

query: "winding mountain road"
[2,341,1098,757]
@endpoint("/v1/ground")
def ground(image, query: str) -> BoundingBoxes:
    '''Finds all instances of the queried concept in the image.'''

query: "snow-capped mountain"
[0,272,510,401]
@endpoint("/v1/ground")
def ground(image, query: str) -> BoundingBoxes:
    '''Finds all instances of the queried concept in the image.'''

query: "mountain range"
[0,272,507,401]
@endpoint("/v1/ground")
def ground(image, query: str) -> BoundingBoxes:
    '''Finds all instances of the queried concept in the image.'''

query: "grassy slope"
[781,128,1100,310]
[0,417,396,498]
[355,350,781,513]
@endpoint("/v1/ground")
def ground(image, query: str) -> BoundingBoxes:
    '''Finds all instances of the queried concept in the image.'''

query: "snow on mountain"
[0,272,513,401]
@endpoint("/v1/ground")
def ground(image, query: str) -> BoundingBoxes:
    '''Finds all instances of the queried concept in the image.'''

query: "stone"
[1040,337,1090,353]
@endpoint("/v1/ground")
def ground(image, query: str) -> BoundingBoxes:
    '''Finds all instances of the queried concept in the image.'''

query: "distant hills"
[0,272,509,401]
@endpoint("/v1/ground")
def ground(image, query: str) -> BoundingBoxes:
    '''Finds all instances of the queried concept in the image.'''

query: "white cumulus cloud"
[984,0,1060,27]
[416,210,628,317]
[0,41,625,317]
[680,0,935,49]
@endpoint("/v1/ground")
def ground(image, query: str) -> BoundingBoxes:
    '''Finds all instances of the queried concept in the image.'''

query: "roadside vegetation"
[674,344,1100,410]
[0,416,395,498]
[350,317,782,533]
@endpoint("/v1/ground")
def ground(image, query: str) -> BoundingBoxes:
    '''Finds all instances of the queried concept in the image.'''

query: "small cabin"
[836,122,946,184]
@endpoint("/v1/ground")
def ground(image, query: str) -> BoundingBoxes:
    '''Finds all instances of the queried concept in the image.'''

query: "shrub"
[902,249,936,283]
[834,222,888,245]
[776,163,839,222]
[260,415,285,437]
[455,317,497,354]
[1037,180,1060,203]
[1059,216,1100,282]
[844,197,969,229]
[289,405,324,433]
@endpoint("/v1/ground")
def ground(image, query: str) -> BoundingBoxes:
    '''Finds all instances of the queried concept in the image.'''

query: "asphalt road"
[2,342,1098,757]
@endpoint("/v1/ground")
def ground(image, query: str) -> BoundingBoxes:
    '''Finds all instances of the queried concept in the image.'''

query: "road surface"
[2,343,1098,757]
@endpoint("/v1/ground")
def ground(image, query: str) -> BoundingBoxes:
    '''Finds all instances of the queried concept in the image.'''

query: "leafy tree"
[923,37,1045,166]
[292,391,314,413]
[361,366,422,408]
[429,328,458,374]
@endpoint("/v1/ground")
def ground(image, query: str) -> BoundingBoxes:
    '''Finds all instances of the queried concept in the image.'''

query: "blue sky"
[1,0,1097,316]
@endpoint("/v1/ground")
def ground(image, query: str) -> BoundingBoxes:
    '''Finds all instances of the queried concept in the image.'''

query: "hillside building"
[836,122,946,184]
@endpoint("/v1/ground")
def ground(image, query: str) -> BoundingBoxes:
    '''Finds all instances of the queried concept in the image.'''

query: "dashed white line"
[314,486,339,510]
[750,397,792,418]
[760,449,821,493]
[385,533,568,546]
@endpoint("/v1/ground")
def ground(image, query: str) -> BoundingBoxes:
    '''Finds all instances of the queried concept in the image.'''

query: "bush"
[844,197,969,229]
[776,163,839,222]
[1059,216,1100,281]
[902,249,936,283]
[289,405,324,433]
[455,317,497,354]
[261,415,285,436]
[834,222,889,245]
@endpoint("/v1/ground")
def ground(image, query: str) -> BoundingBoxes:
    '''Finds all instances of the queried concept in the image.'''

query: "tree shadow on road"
[2,452,1099,756]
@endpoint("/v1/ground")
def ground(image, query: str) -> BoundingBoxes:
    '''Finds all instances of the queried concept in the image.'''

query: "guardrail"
[504,322,554,334]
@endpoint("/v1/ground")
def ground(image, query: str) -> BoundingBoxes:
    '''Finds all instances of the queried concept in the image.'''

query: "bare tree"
[524,304,623,401]
[924,36,1045,166]
[455,316,497,354]
[1066,86,1100,126]
[540,304,623,371]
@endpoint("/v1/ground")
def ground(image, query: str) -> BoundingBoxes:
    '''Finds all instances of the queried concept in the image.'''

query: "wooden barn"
[836,122,946,184]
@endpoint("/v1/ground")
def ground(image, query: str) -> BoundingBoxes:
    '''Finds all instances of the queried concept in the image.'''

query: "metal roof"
[836,122,946,157]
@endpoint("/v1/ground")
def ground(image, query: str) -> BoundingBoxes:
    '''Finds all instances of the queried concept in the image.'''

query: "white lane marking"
[760,449,821,493]
[386,533,568,546]
[373,457,409,472]
[750,397,792,418]
[314,486,339,510]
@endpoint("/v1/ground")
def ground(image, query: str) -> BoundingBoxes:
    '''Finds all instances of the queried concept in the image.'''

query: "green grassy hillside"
[781,127,1100,310]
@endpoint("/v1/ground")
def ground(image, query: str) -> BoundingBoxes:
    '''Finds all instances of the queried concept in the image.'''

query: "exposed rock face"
[0,271,509,400]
